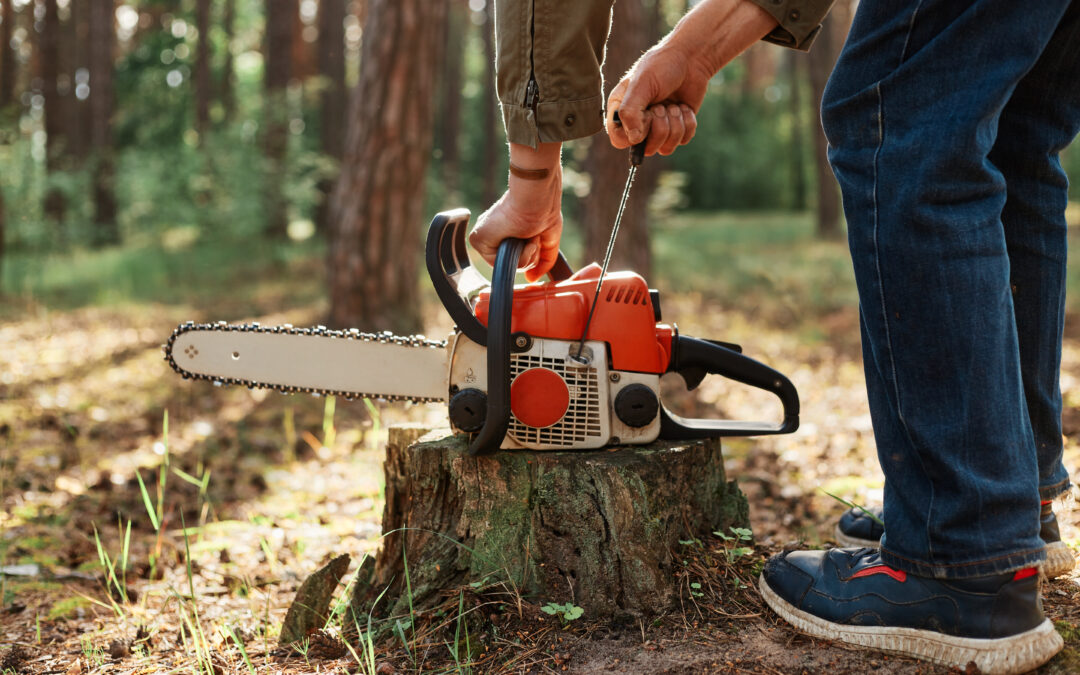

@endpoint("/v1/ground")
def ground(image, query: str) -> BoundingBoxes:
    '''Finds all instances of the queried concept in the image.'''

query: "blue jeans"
[822,0,1079,578]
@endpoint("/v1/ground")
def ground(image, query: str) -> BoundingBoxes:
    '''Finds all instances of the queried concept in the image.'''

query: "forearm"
[660,0,780,78]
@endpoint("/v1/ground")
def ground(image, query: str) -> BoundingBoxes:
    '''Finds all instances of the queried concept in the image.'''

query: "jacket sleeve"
[494,0,614,148]
[745,0,835,51]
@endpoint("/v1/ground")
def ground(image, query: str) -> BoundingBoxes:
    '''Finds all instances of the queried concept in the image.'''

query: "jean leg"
[989,1,1080,501]
[822,0,1072,578]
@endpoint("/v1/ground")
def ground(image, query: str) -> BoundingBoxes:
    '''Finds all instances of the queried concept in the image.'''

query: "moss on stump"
[358,425,749,620]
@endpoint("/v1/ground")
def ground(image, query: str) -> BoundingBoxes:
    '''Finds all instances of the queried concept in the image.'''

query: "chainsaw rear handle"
[661,336,800,438]
[425,209,572,348]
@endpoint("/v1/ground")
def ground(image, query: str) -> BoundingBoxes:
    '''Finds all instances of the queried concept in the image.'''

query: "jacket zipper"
[525,77,539,112]
[525,4,538,113]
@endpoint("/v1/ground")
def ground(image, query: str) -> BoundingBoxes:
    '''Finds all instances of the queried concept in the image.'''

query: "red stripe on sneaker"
[1041,500,1052,506]
[851,565,907,583]
[1013,567,1038,581]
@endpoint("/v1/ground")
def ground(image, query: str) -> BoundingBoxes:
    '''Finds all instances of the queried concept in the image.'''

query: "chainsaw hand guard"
[426,210,572,348]
[660,336,800,438]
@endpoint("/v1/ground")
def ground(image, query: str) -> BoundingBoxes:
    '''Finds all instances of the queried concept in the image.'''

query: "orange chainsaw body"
[473,263,675,374]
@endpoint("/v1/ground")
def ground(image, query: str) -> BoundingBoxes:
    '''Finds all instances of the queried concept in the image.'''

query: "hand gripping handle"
[660,336,800,438]
[425,209,572,348]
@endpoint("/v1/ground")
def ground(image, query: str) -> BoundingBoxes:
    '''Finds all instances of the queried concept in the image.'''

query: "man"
[470,1,1076,672]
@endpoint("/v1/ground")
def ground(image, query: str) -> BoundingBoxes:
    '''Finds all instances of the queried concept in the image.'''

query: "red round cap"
[510,367,569,429]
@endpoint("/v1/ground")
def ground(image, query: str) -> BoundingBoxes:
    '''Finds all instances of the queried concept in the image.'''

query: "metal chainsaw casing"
[447,333,661,450]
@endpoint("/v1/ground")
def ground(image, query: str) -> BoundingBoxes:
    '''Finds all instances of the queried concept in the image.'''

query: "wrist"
[509,141,562,171]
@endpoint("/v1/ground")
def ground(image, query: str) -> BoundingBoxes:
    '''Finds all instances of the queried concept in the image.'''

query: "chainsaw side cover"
[473,264,673,374]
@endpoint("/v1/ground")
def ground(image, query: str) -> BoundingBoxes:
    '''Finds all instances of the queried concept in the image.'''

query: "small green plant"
[689,582,704,598]
[80,637,106,667]
[541,602,584,625]
[92,517,132,615]
[447,589,474,674]
[678,537,702,547]
[715,526,754,562]
[222,625,256,675]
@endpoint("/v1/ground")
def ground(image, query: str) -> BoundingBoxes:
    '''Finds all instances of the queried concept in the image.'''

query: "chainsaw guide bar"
[163,321,449,403]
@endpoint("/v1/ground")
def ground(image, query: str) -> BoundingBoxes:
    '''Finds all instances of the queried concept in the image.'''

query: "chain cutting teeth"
[163,321,448,404]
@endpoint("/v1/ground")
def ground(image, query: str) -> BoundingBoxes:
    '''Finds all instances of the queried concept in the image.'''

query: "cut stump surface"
[358,425,749,620]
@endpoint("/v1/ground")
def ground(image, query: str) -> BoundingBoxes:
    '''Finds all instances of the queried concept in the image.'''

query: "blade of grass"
[821,490,885,526]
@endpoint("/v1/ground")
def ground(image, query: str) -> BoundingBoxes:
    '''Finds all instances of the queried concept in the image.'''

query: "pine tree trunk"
[327,0,447,333]
[788,51,807,211]
[221,0,236,122]
[0,181,5,292]
[88,0,118,247]
[580,0,659,276]
[42,0,66,226]
[0,0,15,110]
[481,1,498,207]
[352,426,750,620]
[195,0,211,134]
[66,0,90,161]
[315,0,347,233]
[264,0,296,238]
[437,0,465,197]
[807,0,852,240]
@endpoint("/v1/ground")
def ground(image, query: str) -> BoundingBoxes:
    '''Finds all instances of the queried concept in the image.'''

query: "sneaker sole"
[832,524,879,549]
[1044,541,1076,579]
[759,575,1063,675]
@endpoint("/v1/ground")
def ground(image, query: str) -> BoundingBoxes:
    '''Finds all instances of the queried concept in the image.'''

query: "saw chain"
[162,321,448,403]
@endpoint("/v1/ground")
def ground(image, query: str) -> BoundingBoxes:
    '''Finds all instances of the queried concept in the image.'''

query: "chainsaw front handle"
[660,335,800,438]
[467,235,525,456]
[425,209,572,348]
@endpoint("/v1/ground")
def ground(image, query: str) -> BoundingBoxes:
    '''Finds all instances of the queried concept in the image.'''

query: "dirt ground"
[2,296,1080,674]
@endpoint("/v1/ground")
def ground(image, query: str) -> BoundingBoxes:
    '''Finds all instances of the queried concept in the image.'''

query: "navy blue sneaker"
[834,503,1075,579]
[759,547,1063,674]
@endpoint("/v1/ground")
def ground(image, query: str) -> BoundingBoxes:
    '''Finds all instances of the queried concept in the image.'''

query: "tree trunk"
[42,0,66,225]
[66,0,90,161]
[480,0,498,207]
[88,0,118,247]
[327,0,447,333]
[264,0,296,238]
[0,181,5,292]
[788,51,807,211]
[352,426,750,620]
[195,0,211,134]
[807,0,852,240]
[580,0,659,275]
[221,0,236,122]
[0,0,15,110]
[315,0,347,233]
[436,0,465,197]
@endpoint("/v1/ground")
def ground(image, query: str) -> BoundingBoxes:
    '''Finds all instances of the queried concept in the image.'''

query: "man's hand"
[606,48,706,157]
[469,142,563,282]
[606,0,778,154]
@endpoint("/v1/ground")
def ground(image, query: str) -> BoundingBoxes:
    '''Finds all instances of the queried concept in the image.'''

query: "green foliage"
[540,602,584,625]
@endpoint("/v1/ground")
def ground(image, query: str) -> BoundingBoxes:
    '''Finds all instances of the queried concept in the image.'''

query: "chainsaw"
[164,209,799,455]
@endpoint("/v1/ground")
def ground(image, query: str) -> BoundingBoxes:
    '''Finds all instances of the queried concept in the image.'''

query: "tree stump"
[353,425,749,620]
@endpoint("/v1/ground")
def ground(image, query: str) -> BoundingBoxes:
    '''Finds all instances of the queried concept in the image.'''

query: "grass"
[0,232,325,318]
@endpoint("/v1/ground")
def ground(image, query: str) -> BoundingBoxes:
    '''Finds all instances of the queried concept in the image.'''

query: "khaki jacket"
[495,0,834,147]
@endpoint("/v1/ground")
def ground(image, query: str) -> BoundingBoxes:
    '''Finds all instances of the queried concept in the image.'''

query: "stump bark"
[355,425,749,620]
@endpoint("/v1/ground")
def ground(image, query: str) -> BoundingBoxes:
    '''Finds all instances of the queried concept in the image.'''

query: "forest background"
[4,1,1080,674]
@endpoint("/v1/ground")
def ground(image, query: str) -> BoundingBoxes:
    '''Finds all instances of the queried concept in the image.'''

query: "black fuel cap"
[449,388,487,432]
[613,383,659,428]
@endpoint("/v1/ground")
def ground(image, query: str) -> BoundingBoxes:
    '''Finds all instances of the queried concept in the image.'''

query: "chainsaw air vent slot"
[508,353,602,446]
[604,285,647,305]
